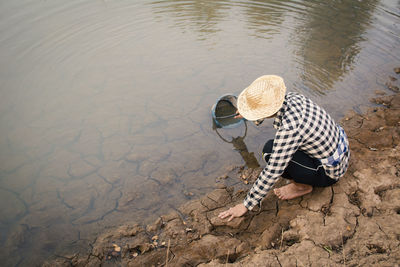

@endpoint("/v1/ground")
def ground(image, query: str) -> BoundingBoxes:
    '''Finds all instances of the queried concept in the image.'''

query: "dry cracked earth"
[45,91,400,266]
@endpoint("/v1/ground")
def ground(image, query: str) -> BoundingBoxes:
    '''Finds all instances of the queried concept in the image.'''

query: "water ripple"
[1,1,400,265]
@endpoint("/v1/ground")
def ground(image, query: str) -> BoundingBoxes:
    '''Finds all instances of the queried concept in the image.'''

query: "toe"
[274,188,280,197]
[275,189,284,199]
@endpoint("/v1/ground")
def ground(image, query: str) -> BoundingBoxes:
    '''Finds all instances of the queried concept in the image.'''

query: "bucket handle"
[214,120,248,143]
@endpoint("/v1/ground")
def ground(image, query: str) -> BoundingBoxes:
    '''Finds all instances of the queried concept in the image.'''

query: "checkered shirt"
[244,92,350,210]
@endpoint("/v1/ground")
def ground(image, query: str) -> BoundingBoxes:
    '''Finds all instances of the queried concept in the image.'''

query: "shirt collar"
[273,95,288,129]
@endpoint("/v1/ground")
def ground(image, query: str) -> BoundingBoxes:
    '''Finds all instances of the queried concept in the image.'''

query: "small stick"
[341,231,346,267]
[295,256,305,267]
[166,238,171,267]
[280,228,284,251]
[225,250,230,266]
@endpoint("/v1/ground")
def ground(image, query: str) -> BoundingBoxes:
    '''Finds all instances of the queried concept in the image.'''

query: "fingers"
[218,204,247,221]
[218,212,227,219]
[218,209,232,219]
[218,207,237,220]
[218,210,234,222]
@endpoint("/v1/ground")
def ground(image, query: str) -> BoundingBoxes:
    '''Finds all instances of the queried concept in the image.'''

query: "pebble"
[112,244,121,252]
[218,174,228,180]
[386,82,400,92]
[374,90,386,96]
[216,183,227,189]
[184,191,194,197]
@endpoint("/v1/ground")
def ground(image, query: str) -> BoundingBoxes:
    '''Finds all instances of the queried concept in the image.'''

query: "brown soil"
[44,86,400,266]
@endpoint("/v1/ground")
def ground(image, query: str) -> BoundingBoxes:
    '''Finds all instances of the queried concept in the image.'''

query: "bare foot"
[273,182,313,200]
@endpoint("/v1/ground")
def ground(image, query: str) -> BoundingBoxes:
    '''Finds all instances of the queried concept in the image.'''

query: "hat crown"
[237,75,286,121]
[245,78,283,109]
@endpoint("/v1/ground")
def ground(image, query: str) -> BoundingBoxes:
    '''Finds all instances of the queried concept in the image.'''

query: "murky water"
[0,0,399,265]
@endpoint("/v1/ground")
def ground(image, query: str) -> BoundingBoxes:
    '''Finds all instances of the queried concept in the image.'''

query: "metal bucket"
[211,94,245,128]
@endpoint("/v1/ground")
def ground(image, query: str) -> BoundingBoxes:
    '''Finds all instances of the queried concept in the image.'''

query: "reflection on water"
[151,0,290,39]
[294,0,380,94]
[0,0,399,265]
[152,0,380,92]
[151,0,231,38]
[213,121,260,168]
[241,0,291,39]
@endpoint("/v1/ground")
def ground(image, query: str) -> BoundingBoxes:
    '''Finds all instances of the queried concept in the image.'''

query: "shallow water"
[0,0,399,265]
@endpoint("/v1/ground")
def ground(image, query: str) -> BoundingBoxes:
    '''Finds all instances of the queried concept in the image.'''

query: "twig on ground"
[341,231,346,267]
[295,256,305,267]
[280,228,284,251]
[225,250,230,266]
[166,238,170,267]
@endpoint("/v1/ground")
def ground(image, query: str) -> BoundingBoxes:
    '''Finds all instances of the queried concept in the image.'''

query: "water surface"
[0,0,399,265]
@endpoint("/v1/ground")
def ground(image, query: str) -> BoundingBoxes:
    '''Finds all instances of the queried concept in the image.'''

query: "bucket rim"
[211,93,245,129]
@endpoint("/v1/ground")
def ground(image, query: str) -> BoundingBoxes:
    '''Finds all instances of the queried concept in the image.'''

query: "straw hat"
[237,75,286,121]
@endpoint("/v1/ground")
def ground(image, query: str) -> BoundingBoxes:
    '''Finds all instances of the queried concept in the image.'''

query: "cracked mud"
[43,91,400,266]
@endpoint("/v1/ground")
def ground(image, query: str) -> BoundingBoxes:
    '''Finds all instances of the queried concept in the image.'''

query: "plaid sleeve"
[243,127,302,210]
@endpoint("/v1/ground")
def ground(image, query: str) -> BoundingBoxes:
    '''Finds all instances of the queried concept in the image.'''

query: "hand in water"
[218,203,248,221]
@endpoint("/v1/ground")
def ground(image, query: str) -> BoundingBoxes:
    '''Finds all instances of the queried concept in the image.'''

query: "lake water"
[0,0,399,265]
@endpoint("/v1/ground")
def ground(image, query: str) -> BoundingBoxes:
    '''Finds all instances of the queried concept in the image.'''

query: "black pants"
[263,139,337,187]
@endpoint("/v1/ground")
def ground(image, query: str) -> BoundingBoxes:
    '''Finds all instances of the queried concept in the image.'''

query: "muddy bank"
[44,84,400,266]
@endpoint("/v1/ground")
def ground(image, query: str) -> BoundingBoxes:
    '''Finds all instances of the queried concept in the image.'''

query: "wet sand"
[44,74,400,266]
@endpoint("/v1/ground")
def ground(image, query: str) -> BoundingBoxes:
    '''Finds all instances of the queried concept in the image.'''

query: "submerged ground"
[44,73,400,266]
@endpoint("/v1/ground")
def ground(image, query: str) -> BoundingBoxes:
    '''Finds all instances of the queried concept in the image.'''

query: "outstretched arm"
[244,127,301,210]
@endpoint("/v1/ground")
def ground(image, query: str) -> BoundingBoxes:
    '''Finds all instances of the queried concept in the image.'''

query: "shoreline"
[45,76,400,266]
